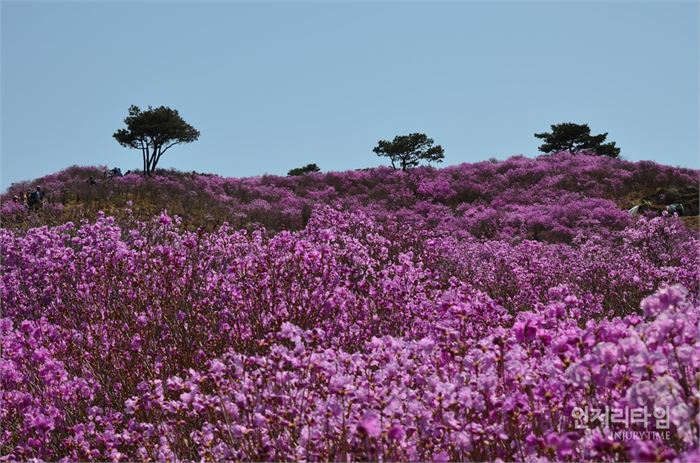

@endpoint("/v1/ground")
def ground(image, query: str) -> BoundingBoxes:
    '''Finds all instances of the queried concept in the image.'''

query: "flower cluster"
[125,285,699,462]
[2,152,697,241]
[1,154,698,461]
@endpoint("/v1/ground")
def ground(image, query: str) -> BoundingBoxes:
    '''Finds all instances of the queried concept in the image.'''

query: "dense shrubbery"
[1,153,699,461]
[2,152,697,240]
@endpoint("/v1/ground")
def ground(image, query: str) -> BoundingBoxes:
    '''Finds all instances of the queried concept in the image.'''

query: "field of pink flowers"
[3,152,698,239]
[1,153,699,461]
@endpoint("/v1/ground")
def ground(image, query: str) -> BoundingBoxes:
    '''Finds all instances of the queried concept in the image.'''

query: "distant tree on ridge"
[534,122,620,158]
[113,105,200,176]
[288,163,321,176]
[373,133,445,171]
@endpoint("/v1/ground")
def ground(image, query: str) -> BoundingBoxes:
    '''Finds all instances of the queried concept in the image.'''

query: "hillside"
[2,152,700,461]
[2,152,699,238]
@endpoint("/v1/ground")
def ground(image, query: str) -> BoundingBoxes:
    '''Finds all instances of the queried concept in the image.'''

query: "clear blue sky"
[2,1,698,189]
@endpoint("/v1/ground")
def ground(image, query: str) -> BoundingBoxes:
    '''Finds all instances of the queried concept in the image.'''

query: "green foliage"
[288,163,321,176]
[535,122,620,158]
[113,105,200,176]
[373,133,445,171]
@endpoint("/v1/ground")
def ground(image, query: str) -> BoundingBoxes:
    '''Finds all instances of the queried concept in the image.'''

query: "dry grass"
[681,215,700,233]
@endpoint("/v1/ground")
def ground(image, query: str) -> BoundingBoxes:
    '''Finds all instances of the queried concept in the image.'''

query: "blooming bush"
[1,154,699,461]
[2,152,697,240]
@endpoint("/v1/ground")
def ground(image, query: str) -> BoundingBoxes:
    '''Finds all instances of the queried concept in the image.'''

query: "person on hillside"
[666,203,685,216]
[27,187,45,211]
[105,167,123,179]
[629,200,653,216]
[27,191,39,210]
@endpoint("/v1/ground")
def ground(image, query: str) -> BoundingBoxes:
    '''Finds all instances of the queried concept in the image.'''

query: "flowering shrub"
[1,154,699,461]
[125,285,699,462]
[2,152,697,240]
